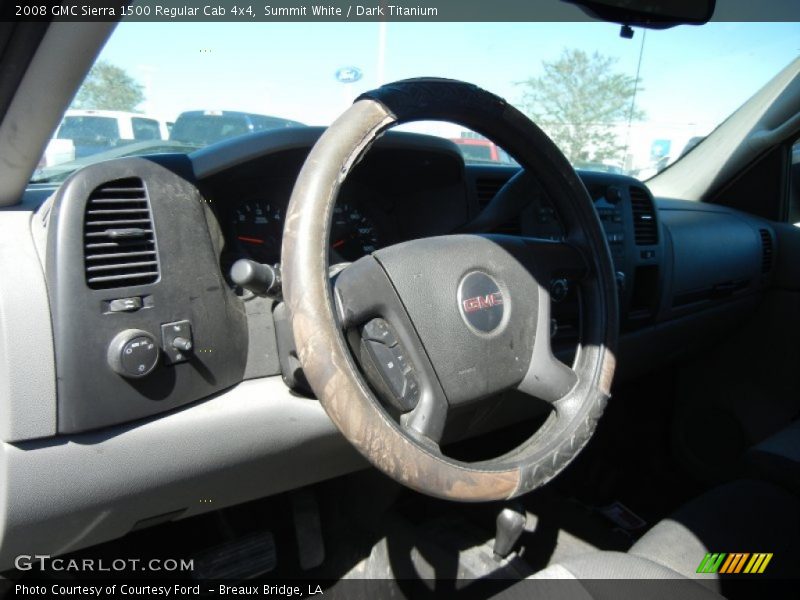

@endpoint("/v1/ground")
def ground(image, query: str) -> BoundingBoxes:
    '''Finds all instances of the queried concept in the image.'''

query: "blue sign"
[335,66,363,84]
[650,139,672,160]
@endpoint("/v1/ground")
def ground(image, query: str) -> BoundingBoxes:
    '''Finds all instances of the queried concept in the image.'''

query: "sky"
[97,21,799,122]
[91,19,800,164]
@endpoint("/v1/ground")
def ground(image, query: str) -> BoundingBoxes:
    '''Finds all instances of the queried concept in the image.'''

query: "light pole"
[623,29,646,172]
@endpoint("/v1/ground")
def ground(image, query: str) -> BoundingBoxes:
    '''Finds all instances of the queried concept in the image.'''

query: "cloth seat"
[629,478,799,586]
[493,479,799,600]
[745,419,800,495]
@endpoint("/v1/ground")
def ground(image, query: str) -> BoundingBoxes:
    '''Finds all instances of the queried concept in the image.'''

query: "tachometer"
[232,198,283,264]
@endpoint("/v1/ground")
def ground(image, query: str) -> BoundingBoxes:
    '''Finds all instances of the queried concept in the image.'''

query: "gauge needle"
[332,239,346,249]
[237,235,265,245]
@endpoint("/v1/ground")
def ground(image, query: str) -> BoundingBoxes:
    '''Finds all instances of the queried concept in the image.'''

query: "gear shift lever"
[493,503,527,559]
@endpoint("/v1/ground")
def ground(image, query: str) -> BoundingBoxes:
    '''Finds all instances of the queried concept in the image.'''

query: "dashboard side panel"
[0,377,365,572]
[0,210,56,441]
[46,157,249,433]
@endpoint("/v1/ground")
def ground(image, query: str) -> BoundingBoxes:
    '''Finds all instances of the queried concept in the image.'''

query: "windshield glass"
[33,21,800,182]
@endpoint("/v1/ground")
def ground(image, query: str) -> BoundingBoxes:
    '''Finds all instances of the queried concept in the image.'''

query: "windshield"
[33,21,800,182]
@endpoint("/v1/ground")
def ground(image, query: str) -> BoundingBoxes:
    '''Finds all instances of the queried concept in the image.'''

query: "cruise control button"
[394,349,410,372]
[362,318,398,347]
[367,340,406,398]
[403,374,420,406]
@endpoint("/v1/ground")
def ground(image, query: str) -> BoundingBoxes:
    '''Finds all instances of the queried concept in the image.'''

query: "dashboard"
[0,126,779,571]
[17,126,777,436]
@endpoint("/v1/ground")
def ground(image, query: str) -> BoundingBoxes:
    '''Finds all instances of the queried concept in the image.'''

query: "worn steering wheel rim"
[282,78,618,501]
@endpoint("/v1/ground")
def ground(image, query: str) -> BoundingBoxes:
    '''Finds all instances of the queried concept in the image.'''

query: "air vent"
[759,229,773,274]
[83,178,160,289]
[629,186,658,246]
[475,178,507,208]
[474,177,521,235]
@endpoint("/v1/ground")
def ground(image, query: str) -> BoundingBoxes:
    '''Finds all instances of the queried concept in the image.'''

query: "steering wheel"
[281,79,618,501]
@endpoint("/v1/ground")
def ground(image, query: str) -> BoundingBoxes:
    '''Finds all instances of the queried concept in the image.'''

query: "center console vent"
[759,228,774,274]
[475,178,506,209]
[630,186,658,245]
[83,178,160,289]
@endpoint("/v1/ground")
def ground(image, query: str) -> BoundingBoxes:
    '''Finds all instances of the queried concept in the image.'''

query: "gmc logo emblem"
[462,292,504,313]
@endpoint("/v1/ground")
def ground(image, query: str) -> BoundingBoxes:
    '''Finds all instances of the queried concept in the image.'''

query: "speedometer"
[330,203,381,262]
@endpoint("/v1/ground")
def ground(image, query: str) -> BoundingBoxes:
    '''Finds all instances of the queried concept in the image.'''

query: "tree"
[72,60,145,111]
[517,49,643,165]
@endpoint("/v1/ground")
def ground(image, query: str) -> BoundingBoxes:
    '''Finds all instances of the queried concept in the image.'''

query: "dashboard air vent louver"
[475,178,506,208]
[629,186,658,245]
[83,178,159,289]
[759,229,773,274]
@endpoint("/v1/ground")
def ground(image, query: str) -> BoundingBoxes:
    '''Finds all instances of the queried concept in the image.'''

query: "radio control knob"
[107,329,159,378]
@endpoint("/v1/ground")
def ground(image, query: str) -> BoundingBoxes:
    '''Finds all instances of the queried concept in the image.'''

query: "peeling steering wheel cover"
[282,78,618,501]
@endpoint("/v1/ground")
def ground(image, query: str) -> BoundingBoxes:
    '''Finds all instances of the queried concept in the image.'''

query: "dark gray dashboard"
[464,165,775,379]
[0,125,782,572]
[29,127,778,435]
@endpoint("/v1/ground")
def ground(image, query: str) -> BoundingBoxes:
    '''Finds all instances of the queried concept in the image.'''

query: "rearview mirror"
[564,0,715,28]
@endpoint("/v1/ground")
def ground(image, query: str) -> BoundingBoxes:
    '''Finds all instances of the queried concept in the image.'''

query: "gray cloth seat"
[745,419,800,495]
[519,553,725,600]
[629,478,800,586]
[494,479,799,599]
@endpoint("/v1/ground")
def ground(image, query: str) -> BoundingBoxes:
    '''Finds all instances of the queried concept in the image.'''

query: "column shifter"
[230,259,282,298]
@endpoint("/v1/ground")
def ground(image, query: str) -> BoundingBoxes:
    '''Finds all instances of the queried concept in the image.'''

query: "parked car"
[169,110,304,146]
[450,137,515,164]
[56,109,171,158]
[36,138,75,169]
[574,161,625,174]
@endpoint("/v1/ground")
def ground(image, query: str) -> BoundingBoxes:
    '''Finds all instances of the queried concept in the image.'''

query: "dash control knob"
[107,329,159,378]
[172,337,193,352]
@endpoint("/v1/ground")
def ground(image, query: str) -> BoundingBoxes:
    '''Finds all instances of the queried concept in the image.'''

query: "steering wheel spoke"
[518,339,579,404]
[402,395,446,447]
[334,256,449,444]
[516,279,580,403]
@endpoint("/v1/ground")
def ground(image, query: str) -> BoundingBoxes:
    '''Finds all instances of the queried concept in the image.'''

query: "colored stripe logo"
[697,553,773,574]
